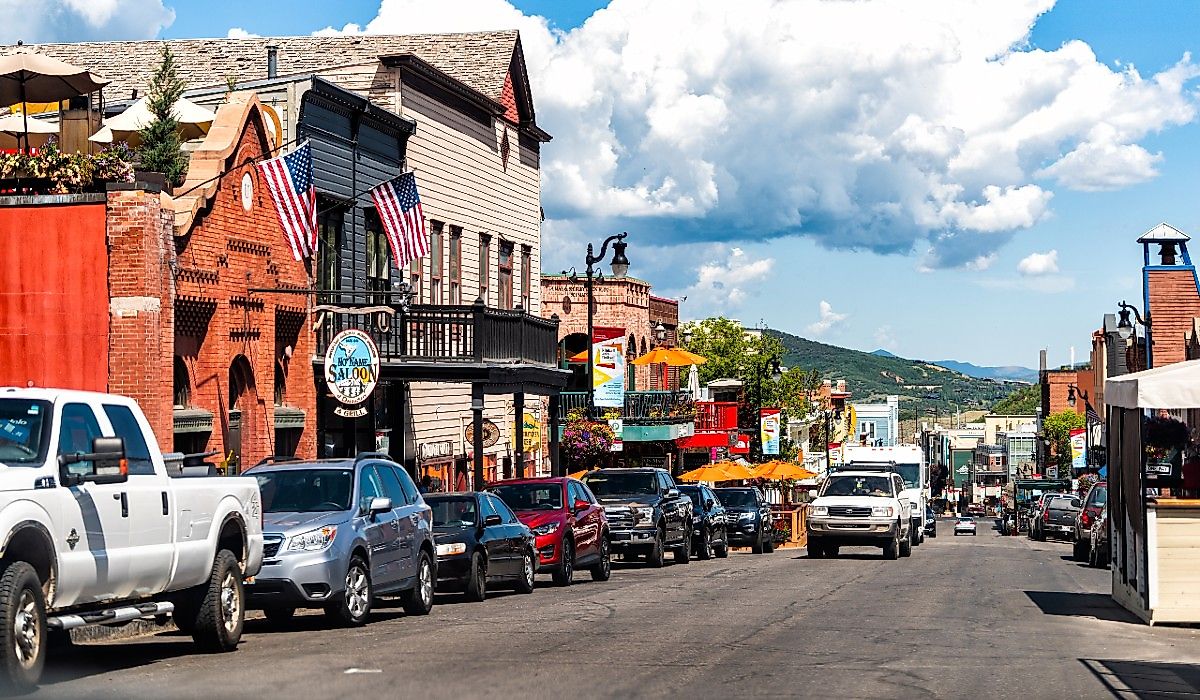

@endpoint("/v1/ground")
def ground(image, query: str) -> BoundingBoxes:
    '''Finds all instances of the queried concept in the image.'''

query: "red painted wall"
[0,201,109,390]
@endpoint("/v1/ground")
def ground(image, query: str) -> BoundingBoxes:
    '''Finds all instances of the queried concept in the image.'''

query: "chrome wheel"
[345,565,370,619]
[523,552,534,587]
[418,558,433,609]
[13,591,38,669]
[219,570,240,636]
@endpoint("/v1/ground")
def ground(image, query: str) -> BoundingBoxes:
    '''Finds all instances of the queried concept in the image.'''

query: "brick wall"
[1146,268,1200,367]
[542,276,656,390]
[1040,369,1084,417]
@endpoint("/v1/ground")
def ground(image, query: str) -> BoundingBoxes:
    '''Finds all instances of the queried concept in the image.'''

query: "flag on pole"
[370,171,429,270]
[257,142,317,261]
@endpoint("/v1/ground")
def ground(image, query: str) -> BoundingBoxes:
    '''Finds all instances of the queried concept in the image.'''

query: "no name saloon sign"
[325,329,380,417]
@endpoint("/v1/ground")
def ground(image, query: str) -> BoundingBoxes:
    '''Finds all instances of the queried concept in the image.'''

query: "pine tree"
[137,45,188,186]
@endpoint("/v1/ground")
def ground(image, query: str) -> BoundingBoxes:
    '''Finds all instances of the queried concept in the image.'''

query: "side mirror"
[483,514,503,527]
[665,488,681,500]
[705,499,715,511]
[59,436,127,486]
[573,499,590,513]
[368,496,393,515]
[1071,498,1082,509]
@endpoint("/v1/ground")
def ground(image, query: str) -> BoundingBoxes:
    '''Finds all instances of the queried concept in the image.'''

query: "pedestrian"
[419,474,432,494]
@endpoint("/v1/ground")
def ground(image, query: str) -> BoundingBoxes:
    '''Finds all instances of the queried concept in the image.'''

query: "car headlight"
[811,506,828,516]
[435,542,468,557]
[738,512,756,521]
[286,525,337,552]
[531,522,560,536]
[872,506,895,517]
[635,507,655,523]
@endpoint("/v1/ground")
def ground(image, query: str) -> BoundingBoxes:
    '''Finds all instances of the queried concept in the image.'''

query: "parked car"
[715,486,776,554]
[805,473,911,558]
[679,484,729,559]
[966,504,985,517]
[0,388,264,691]
[582,468,693,567]
[954,518,977,536]
[1030,494,1081,542]
[424,492,536,600]
[1072,481,1108,561]
[490,477,611,585]
[923,507,937,538]
[1089,507,1110,569]
[245,455,436,627]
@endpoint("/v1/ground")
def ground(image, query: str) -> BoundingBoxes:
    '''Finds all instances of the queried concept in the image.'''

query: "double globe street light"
[583,232,630,420]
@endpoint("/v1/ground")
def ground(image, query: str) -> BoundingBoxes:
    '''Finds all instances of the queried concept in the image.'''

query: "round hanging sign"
[324,329,380,407]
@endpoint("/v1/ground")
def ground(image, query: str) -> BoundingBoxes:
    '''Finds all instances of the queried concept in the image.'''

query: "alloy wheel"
[13,590,38,670]
[419,558,433,609]
[345,564,370,619]
[220,570,240,636]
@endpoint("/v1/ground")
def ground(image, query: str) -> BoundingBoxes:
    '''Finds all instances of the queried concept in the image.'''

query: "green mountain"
[772,329,1021,422]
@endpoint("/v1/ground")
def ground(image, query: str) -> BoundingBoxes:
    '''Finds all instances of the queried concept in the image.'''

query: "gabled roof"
[3,31,521,106]
[1138,222,1190,243]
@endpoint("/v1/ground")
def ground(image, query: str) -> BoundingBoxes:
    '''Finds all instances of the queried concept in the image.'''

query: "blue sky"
[23,1,1200,370]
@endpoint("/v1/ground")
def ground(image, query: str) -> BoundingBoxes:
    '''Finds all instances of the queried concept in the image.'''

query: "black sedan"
[679,484,729,559]
[425,492,536,601]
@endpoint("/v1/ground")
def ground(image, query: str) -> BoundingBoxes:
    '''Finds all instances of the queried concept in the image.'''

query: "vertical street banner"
[592,326,626,408]
[1070,428,1086,470]
[760,408,781,455]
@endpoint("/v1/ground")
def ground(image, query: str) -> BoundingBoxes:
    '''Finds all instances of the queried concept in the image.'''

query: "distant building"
[851,396,899,446]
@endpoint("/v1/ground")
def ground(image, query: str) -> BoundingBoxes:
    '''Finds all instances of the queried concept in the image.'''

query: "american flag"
[1086,405,1102,426]
[370,172,429,270]
[257,142,317,261]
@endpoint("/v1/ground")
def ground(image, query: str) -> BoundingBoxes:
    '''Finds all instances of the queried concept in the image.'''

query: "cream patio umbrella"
[0,112,57,149]
[0,51,109,150]
[89,96,216,147]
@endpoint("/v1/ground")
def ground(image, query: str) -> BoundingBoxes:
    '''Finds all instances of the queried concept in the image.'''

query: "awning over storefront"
[1107,358,1200,408]
[676,432,731,449]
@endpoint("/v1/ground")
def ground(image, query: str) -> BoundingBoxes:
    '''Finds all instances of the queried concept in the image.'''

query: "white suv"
[806,471,912,559]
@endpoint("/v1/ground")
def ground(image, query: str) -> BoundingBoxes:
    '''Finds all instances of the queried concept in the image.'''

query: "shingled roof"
[2,31,520,104]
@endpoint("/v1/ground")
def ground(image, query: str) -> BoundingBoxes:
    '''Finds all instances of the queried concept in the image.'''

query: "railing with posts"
[555,390,695,424]
[695,401,739,432]
[314,296,558,366]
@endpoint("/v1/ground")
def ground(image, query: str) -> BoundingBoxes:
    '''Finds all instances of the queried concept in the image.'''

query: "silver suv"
[244,454,436,626]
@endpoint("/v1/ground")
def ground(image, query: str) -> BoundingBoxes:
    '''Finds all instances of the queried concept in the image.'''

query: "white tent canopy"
[89,96,215,146]
[1105,358,1200,409]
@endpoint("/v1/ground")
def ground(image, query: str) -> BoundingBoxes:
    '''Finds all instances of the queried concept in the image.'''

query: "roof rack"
[252,455,302,468]
[831,461,899,473]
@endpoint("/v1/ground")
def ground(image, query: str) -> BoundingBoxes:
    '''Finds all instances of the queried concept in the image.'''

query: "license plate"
[244,576,256,584]
[613,532,631,540]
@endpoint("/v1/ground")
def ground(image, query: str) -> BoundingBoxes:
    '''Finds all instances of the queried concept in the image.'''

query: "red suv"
[1072,481,1107,561]
[490,477,611,586]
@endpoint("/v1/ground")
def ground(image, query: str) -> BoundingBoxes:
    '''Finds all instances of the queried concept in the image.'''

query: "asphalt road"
[28,518,1200,699]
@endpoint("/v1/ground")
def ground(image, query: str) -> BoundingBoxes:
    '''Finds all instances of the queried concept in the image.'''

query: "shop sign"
[516,411,541,452]
[325,329,380,417]
[609,418,624,452]
[731,434,751,455]
[419,440,454,461]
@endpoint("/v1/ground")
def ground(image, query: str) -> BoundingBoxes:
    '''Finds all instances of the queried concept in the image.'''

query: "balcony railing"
[314,298,559,366]
[695,401,738,432]
[556,390,695,424]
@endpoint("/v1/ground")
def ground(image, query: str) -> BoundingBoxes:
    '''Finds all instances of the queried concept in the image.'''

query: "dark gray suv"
[244,454,436,626]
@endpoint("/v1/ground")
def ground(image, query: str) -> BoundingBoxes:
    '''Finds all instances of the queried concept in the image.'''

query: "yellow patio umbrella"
[712,461,755,480]
[753,461,817,481]
[678,465,735,483]
[630,347,707,367]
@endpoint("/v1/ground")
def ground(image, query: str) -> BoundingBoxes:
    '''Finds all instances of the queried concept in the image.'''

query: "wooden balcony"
[556,390,695,425]
[695,401,739,432]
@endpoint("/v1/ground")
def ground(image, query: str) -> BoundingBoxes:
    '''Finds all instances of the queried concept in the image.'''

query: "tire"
[751,530,765,554]
[326,556,373,626]
[715,539,729,558]
[883,535,899,560]
[696,527,712,560]
[1072,538,1088,562]
[899,537,912,558]
[0,562,46,692]
[590,537,612,582]
[191,549,245,652]
[674,527,692,564]
[763,536,775,554]
[910,527,920,547]
[807,543,824,559]
[463,551,487,602]
[552,539,574,586]
[646,527,666,568]
[401,551,435,616]
[262,607,295,626]
[515,549,536,594]
[827,546,840,558]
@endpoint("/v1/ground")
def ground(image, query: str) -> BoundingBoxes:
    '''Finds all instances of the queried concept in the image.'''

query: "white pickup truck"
[0,388,264,690]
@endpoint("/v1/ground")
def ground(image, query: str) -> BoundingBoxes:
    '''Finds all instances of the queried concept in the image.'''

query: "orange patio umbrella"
[711,461,755,480]
[678,465,735,483]
[568,469,589,480]
[630,347,707,367]
[753,461,817,481]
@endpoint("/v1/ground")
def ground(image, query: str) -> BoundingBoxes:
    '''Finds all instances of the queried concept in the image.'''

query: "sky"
[7,0,1200,370]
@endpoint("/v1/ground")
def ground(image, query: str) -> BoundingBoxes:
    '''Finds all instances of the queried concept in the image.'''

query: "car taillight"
[1043,509,1050,523]
[1080,511,1091,528]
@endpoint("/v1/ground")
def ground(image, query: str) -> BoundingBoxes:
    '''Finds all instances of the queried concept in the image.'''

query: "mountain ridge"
[870,349,1036,383]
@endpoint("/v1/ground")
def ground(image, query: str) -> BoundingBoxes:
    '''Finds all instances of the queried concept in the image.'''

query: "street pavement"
[30,517,1200,699]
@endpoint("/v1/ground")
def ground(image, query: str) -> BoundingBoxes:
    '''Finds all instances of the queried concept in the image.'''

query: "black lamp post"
[585,233,630,420]
[752,355,782,458]
[1067,383,1096,475]
[1117,300,1150,370]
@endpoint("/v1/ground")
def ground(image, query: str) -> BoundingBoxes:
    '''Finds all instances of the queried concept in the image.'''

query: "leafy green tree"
[991,383,1039,414]
[137,45,188,186]
[1042,409,1085,470]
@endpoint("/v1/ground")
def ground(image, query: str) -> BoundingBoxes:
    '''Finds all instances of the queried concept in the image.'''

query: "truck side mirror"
[59,436,128,486]
[665,488,680,500]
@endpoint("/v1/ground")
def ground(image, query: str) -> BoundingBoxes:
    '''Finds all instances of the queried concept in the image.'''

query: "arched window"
[229,356,255,410]
[173,357,190,408]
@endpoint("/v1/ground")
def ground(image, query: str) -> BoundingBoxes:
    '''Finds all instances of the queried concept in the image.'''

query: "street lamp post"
[584,233,630,420]
[1068,383,1096,477]
[752,354,782,459]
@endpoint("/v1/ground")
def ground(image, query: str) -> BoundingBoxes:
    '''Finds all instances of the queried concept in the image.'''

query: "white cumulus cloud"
[226,27,261,39]
[675,246,774,317]
[874,326,898,351]
[344,0,1200,270]
[807,300,848,337]
[0,0,174,43]
[1017,250,1060,276]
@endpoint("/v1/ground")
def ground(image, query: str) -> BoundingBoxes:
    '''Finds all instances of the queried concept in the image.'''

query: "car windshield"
[0,399,50,465]
[823,475,893,497]
[1090,486,1108,507]
[491,483,563,511]
[583,471,657,496]
[256,469,353,513]
[427,496,478,527]
[893,464,920,489]
[716,490,756,508]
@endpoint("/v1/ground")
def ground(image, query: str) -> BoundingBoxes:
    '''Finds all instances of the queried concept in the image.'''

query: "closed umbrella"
[0,52,109,150]
[90,95,216,147]
[0,112,57,149]
[687,364,701,397]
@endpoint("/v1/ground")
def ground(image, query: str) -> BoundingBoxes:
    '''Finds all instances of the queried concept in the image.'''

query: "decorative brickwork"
[1146,268,1200,367]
